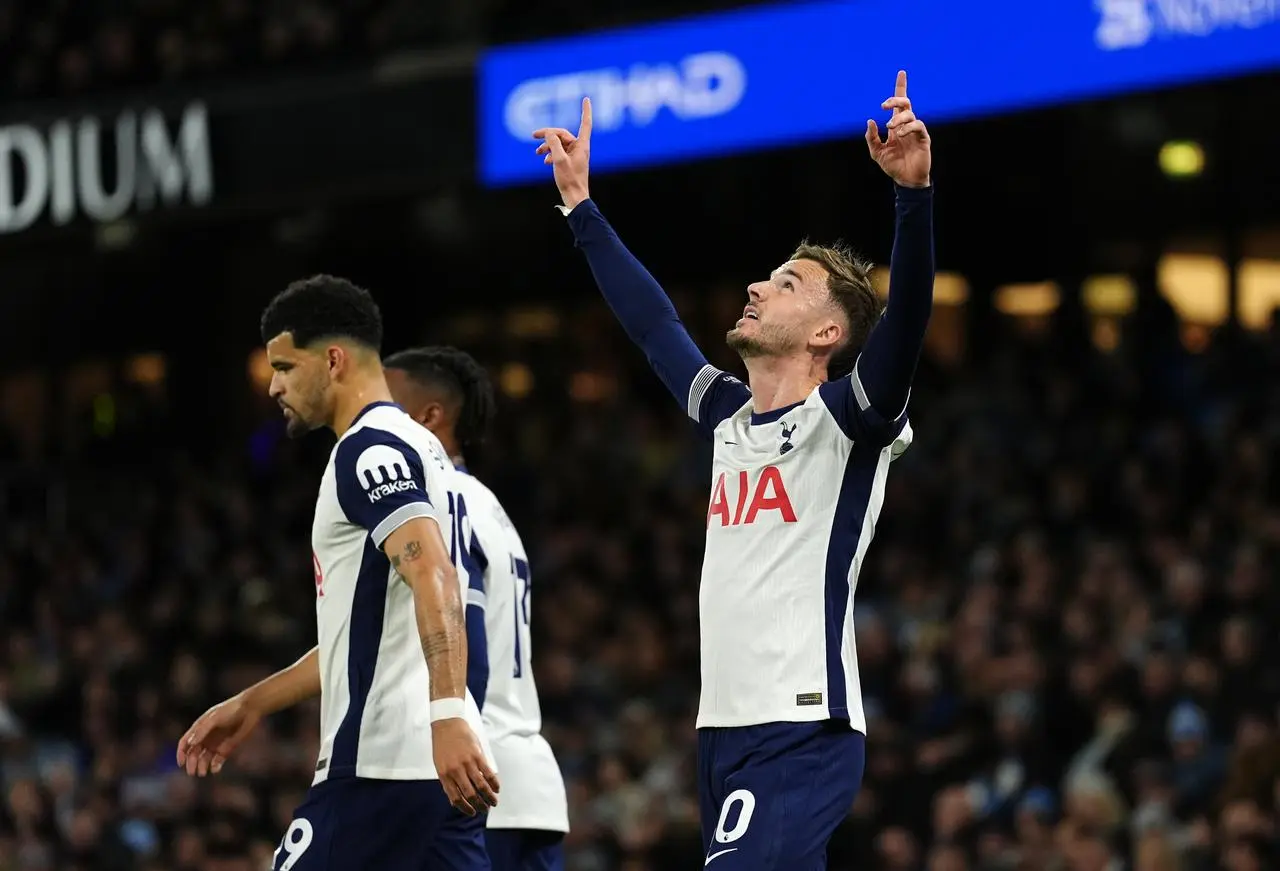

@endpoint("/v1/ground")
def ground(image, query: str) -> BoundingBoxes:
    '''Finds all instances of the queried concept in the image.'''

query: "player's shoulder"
[454,472,520,534]
[810,377,915,455]
[801,381,849,423]
[711,369,751,405]
[453,469,496,504]
[335,403,450,474]
[716,368,749,391]
[694,365,751,418]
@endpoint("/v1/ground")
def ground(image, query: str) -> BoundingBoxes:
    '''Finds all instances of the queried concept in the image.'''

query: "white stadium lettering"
[355,444,418,503]
[0,102,213,235]
[1095,0,1155,47]
[1095,0,1280,50]
[503,51,747,139]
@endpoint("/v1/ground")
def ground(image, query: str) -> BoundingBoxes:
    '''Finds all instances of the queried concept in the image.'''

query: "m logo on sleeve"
[356,444,417,503]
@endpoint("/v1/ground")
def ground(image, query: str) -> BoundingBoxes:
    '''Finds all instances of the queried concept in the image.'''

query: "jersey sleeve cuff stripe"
[466,588,487,609]
[851,358,872,411]
[687,364,720,421]
[371,503,438,548]
[852,358,911,422]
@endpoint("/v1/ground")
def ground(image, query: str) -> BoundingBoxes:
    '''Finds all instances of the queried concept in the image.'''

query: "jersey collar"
[749,399,804,426]
[350,400,400,428]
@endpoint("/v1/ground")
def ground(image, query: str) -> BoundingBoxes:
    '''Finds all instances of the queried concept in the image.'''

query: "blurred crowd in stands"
[0,0,758,101]
[2,289,1280,871]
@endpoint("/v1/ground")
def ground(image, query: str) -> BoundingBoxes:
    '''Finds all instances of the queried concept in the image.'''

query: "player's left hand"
[432,718,500,816]
[866,70,931,189]
[177,694,262,777]
[533,97,592,211]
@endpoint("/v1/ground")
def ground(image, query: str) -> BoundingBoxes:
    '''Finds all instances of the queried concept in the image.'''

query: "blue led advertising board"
[479,0,1280,185]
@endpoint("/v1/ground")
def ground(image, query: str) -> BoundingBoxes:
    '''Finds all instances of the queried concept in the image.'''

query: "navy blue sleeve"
[463,532,489,710]
[820,185,934,443]
[334,428,440,548]
[566,199,751,439]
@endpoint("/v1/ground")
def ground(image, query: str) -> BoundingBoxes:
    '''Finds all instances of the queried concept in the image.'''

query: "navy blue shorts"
[485,829,566,871]
[270,778,489,871]
[429,806,495,871]
[697,721,865,871]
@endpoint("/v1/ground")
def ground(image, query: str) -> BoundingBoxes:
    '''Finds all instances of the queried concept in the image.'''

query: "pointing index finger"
[895,70,907,99]
[579,97,592,142]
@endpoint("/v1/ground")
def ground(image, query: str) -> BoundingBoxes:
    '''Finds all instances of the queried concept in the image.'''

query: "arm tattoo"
[403,555,467,700]
[421,630,452,660]
[422,579,466,699]
[390,540,424,581]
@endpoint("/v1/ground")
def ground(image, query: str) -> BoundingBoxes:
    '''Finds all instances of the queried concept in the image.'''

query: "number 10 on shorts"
[707,789,756,864]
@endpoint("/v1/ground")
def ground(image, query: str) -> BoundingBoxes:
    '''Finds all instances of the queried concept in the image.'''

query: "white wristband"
[430,698,466,723]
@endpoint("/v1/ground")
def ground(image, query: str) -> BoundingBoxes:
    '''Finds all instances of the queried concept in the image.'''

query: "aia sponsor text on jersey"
[313,551,325,597]
[706,465,797,527]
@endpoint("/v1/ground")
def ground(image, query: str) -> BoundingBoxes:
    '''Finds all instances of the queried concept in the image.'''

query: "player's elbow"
[384,516,455,589]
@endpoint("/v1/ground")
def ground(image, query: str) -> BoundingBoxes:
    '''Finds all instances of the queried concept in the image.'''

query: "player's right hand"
[866,70,931,189]
[533,96,592,212]
[176,694,262,777]
[431,718,500,816]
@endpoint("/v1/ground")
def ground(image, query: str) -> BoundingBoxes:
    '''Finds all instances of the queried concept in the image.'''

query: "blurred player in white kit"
[386,346,571,871]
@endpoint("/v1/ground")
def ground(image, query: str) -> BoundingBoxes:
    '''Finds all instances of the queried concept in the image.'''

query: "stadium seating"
[2,307,1277,870]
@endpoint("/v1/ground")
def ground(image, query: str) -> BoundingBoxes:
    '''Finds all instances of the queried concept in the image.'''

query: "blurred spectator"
[0,0,773,100]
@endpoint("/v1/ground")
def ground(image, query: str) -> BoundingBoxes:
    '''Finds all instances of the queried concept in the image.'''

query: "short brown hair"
[790,241,880,379]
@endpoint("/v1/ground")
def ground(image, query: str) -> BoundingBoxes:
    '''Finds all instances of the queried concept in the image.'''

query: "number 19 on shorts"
[273,819,314,871]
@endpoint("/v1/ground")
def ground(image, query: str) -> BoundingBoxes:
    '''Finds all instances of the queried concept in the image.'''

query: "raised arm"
[563,199,710,403]
[854,184,934,419]
[820,71,934,446]
[858,71,935,420]
[536,98,750,438]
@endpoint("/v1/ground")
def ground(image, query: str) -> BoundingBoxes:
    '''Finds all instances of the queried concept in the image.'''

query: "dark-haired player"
[533,72,934,870]
[176,276,499,871]
[385,346,570,871]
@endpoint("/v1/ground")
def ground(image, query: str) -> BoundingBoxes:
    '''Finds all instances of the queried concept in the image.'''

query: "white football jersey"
[686,364,913,733]
[310,401,492,784]
[454,471,569,833]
